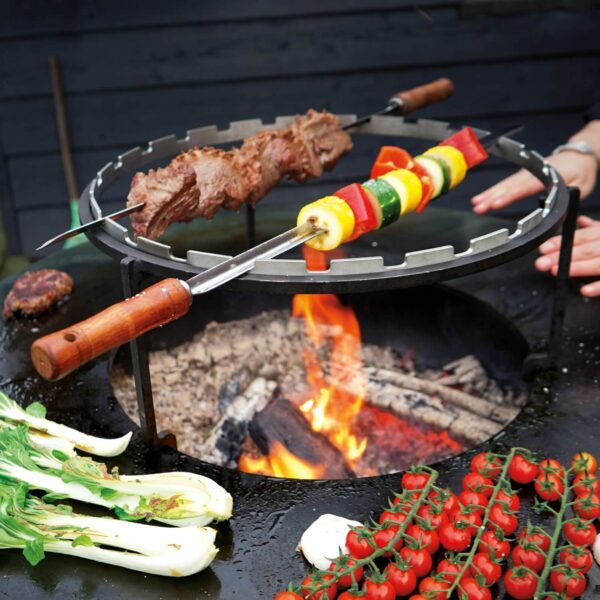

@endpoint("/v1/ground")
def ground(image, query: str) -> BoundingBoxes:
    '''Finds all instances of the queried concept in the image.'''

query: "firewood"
[364,367,519,423]
[249,396,355,479]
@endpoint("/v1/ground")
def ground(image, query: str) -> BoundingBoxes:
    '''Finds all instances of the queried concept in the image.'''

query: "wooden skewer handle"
[390,77,455,114]
[31,278,192,381]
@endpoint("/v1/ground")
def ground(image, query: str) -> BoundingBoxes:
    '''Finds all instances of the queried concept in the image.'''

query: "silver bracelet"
[552,141,600,169]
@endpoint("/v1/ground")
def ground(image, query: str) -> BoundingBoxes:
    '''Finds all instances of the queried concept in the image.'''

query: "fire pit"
[110,285,526,479]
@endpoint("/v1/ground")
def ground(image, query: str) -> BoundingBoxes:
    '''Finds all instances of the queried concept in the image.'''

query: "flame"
[238,441,326,479]
[292,292,368,468]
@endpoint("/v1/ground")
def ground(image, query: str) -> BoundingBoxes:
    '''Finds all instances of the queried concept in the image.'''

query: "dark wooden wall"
[1,1,599,255]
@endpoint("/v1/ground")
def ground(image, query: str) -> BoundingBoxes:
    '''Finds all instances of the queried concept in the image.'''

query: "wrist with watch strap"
[552,140,600,169]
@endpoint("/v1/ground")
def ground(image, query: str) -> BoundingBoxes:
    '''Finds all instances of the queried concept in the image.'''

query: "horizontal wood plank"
[0,0,457,39]
[1,10,599,99]
[2,56,600,157]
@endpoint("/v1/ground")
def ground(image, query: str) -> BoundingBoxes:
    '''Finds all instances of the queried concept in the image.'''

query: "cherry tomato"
[275,592,303,600]
[363,578,395,600]
[534,473,564,502]
[417,503,449,529]
[373,525,403,556]
[406,524,440,554]
[538,458,565,477]
[301,574,337,600]
[572,471,600,496]
[503,568,538,600]
[489,505,518,535]
[573,492,600,520]
[511,545,545,573]
[439,521,472,552]
[471,452,502,479]
[471,552,502,585]
[400,546,433,579]
[518,526,551,552]
[494,488,520,512]
[508,453,539,484]
[379,510,410,528]
[458,490,488,515]
[463,472,494,498]
[429,488,460,516]
[437,557,471,584]
[419,576,450,600]
[549,567,587,597]
[384,563,417,597]
[559,546,593,573]
[455,509,483,536]
[402,470,432,491]
[337,592,364,600]
[346,528,375,559]
[479,529,511,559]
[571,451,598,474]
[329,558,364,589]
[459,577,492,600]
[563,519,597,547]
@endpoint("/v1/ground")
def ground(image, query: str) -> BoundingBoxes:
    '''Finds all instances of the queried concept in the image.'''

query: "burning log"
[249,396,355,479]
[197,377,277,468]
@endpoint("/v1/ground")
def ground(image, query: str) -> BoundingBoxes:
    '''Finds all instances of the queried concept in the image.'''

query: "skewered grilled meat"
[3,269,73,318]
[127,110,353,240]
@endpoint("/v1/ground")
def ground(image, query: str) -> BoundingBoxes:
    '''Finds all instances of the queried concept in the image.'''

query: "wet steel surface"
[0,208,599,599]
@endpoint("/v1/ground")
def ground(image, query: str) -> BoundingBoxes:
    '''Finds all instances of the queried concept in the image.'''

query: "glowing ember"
[238,441,326,479]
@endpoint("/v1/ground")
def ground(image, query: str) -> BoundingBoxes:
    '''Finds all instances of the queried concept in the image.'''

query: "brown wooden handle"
[390,78,454,114]
[31,278,192,381]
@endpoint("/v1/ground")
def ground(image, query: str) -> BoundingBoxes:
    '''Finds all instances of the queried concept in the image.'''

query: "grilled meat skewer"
[127,110,353,240]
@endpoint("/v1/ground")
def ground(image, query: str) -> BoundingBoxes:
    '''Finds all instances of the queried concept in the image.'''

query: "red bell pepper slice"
[411,161,435,213]
[334,183,379,240]
[440,127,488,169]
[370,146,414,178]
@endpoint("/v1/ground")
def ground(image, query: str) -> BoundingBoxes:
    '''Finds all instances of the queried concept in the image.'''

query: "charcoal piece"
[249,396,354,479]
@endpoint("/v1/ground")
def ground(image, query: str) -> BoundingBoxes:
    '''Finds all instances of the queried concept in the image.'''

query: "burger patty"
[3,269,73,318]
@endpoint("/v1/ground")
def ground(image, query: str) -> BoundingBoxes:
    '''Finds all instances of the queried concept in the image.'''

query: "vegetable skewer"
[298,126,489,251]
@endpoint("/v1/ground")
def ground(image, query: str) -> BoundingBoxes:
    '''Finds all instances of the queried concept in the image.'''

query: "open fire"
[238,250,464,479]
[111,265,524,479]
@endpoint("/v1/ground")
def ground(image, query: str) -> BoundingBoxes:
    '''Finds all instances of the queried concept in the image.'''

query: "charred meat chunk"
[127,109,353,240]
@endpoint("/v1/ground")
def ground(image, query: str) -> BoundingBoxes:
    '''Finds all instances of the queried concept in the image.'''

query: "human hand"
[471,151,598,214]
[535,216,600,297]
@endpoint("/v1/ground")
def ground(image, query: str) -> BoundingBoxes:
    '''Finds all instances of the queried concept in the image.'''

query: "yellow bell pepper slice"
[423,145,467,189]
[297,196,355,251]
[381,168,423,215]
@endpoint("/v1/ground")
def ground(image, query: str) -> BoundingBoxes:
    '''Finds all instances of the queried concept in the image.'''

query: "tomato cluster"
[276,450,599,600]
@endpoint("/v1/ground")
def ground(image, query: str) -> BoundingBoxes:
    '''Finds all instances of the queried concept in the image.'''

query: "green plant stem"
[447,447,520,598]
[533,467,572,599]
[306,466,439,595]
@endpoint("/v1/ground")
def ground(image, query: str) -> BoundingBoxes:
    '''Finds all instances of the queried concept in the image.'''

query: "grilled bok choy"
[0,392,131,457]
[0,482,218,576]
[0,425,233,526]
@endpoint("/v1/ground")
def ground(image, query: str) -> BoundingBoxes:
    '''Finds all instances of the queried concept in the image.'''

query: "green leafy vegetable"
[0,392,132,457]
[0,481,218,576]
[0,425,232,527]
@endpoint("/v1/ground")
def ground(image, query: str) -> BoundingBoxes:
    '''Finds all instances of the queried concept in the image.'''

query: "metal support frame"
[548,187,580,363]
[120,256,177,450]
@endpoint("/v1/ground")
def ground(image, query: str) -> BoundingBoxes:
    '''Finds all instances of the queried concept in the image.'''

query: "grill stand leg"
[120,257,177,450]
[547,186,580,364]
[245,204,256,248]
